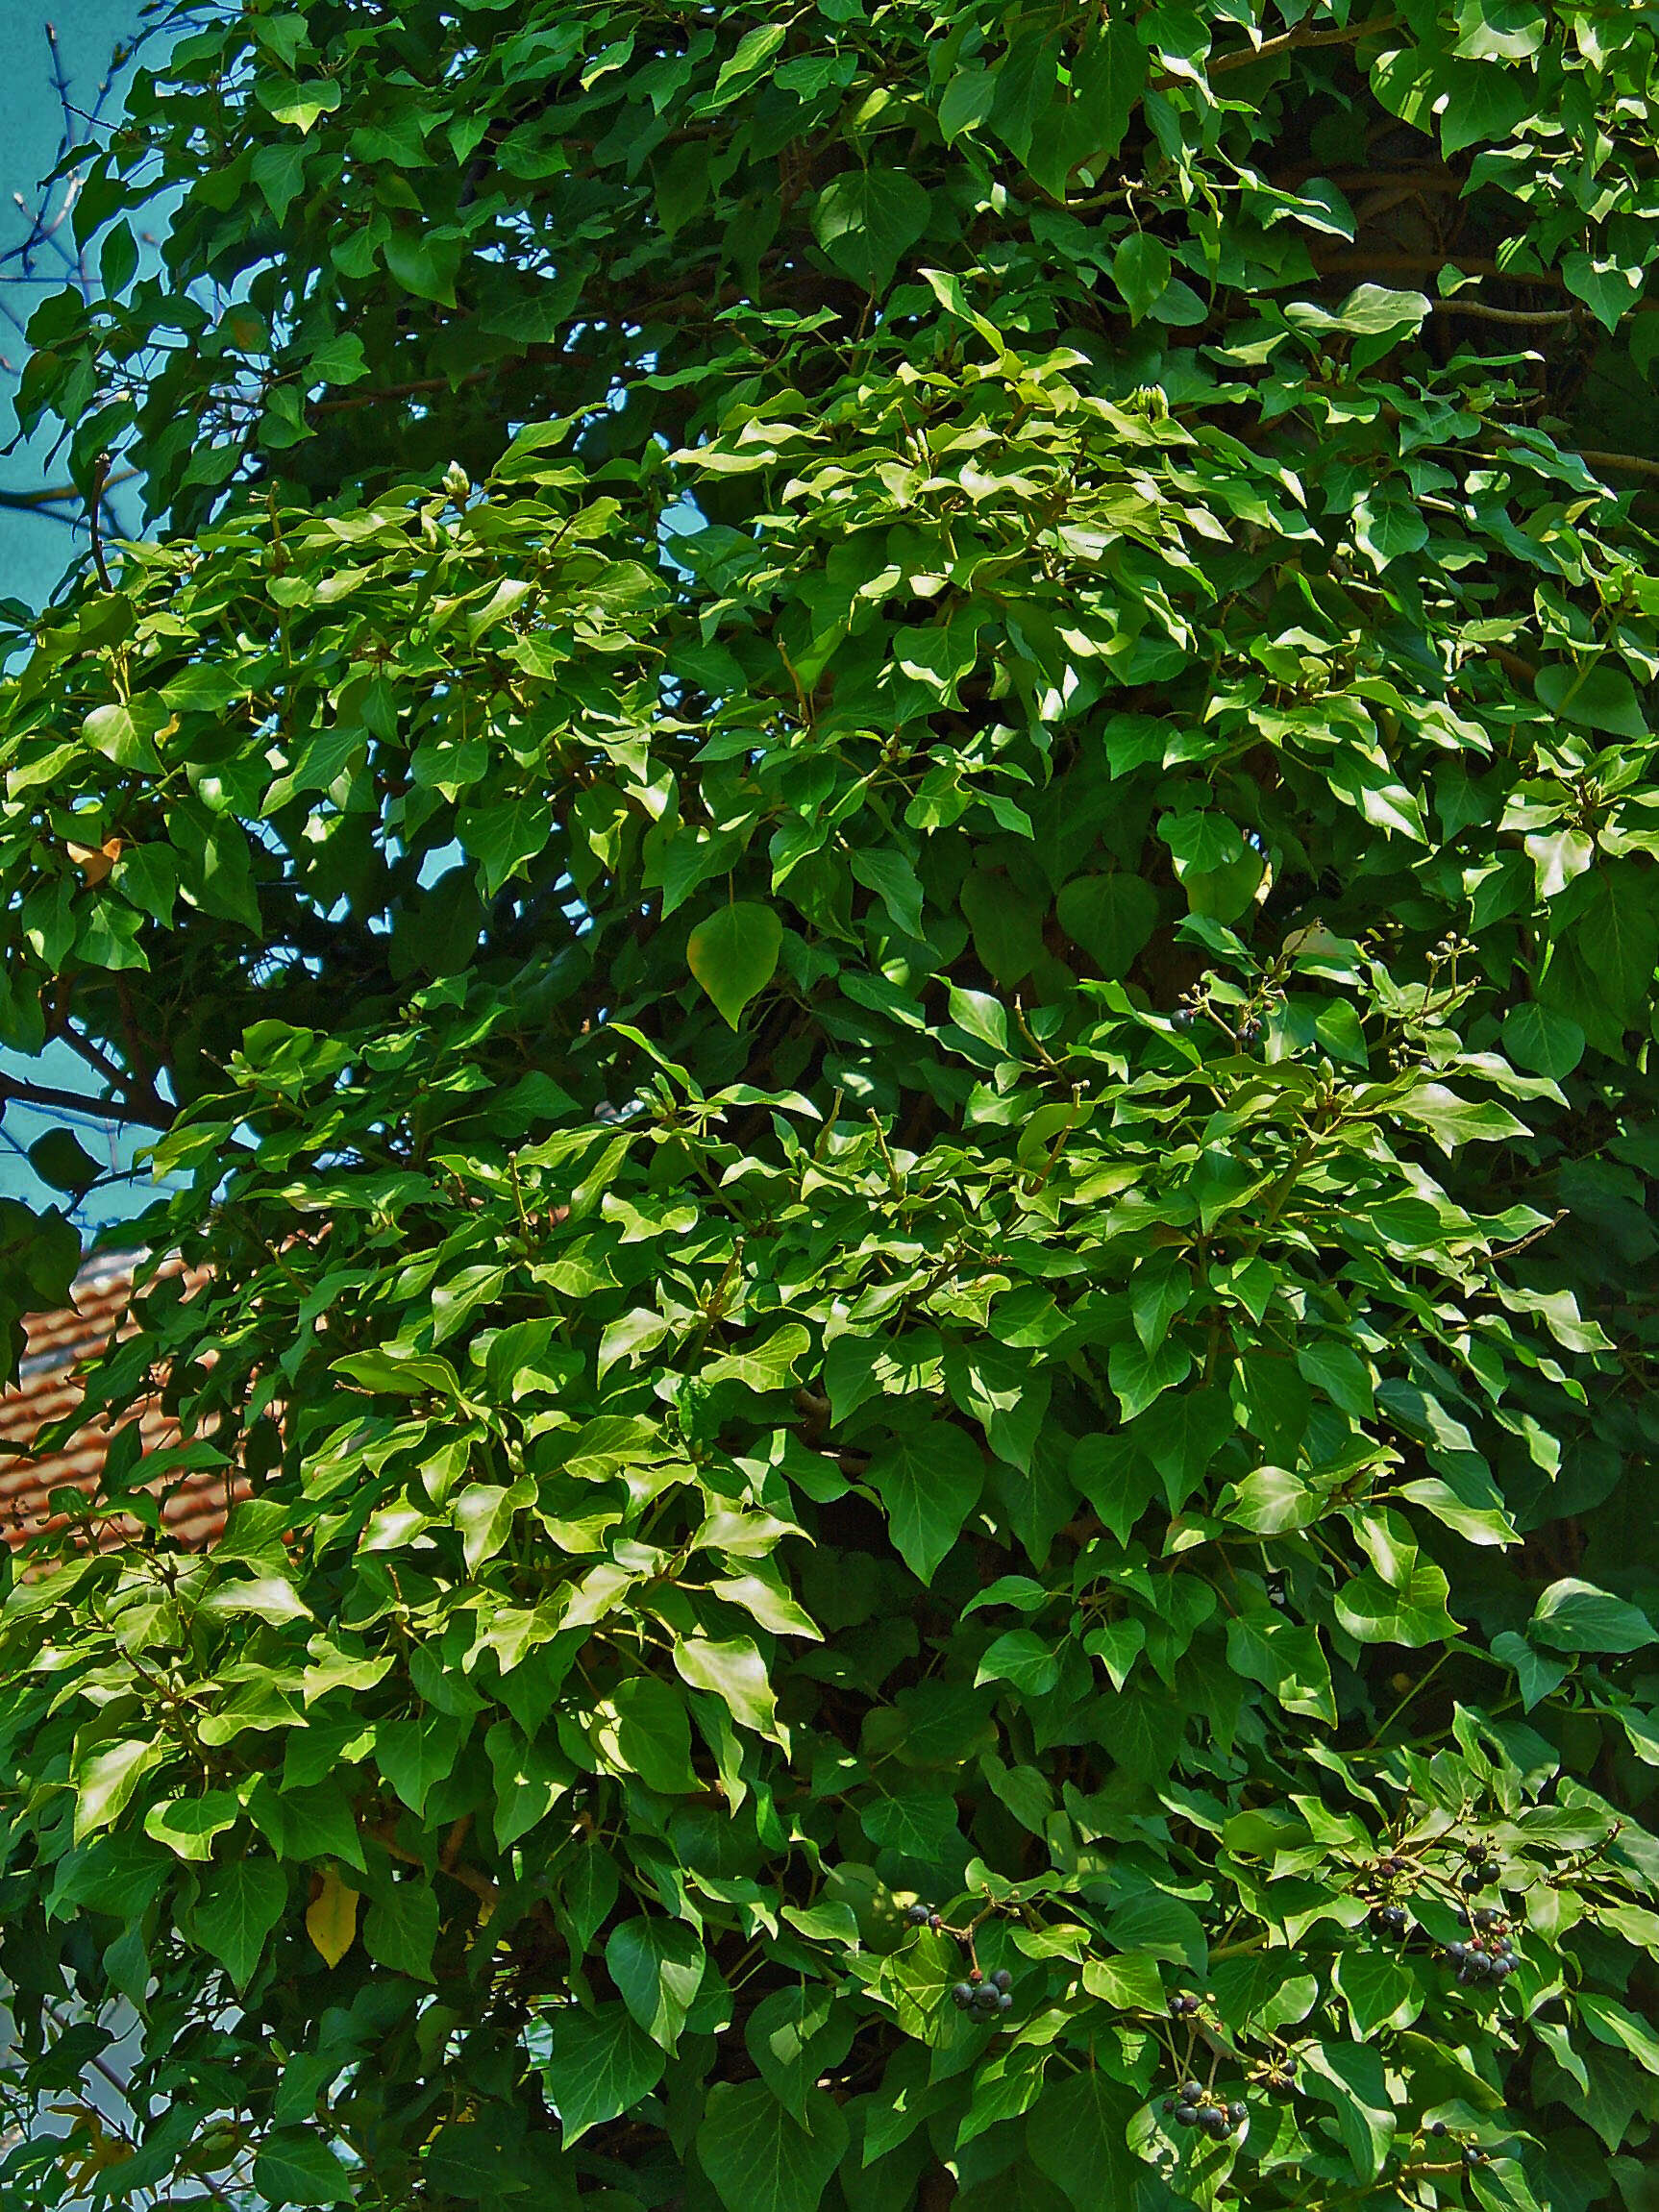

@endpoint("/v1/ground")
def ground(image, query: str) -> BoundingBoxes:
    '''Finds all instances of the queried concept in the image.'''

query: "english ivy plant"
[2,1,1659,2208]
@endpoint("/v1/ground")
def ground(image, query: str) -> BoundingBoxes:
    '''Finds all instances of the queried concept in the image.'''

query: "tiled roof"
[0,1254,245,1555]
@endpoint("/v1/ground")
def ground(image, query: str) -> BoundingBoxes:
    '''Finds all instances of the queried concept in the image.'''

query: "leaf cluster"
[2,3,1659,2209]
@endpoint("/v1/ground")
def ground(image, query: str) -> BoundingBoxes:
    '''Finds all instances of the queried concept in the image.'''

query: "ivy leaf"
[192,1858,288,1992]
[1561,251,1644,334]
[851,847,926,939]
[1501,1002,1584,1078]
[535,2002,665,2146]
[1026,2066,1139,2211]
[1530,1580,1657,1654]
[861,1791,962,1864]
[706,21,787,110]
[557,1845,621,1956]
[1113,233,1172,324]
[1491,1631,1570,1711]
[1065,19,1145,173]
[606,1915,705,2051]
[864,1422,984,1583]
[687,901,782,1028]
[1079,1952,1164,2011]
[1575,870,1659,1025]
[605,1676,700,1795]
[1534,659,1648,738]
[672,1634,780,1740]
[458,789,553,897]
[305,1868,359,1970]
[1109,1335,1192,1421]
[384,227,463,307]
[1056,873,1159,977]
[377,1709,468,1815]
[1354,483,1429,571]
[702,1322,810,1392]
[1308,2038,1396,2180]
[745,1986,855,2126]
[812,170,931,294]
[73,1738,162,1843]
[698,2080,850,2212]
[1333,1948,1418,2037]
[145,1790,239,1863]
[1227,1615,1337,1725]
[1390,1085,1529,1153]
[1577,1992,1659,2075]
[28,1127,102,1194]
[485,1719,574,1847]
[252,142,309,222]
[1335,1565,1462,1648]
[250,2130,355,2206]
[976,1629,1060,1698]
[362,1880,439,1980]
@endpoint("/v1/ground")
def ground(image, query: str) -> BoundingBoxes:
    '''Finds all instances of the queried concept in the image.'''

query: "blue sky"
[1,1,161,1240]
[1,3,151,604]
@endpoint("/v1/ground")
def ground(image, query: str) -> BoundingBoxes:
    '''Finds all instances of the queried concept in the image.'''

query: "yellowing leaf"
[306,1868,359,1969]
[65,835,122,884]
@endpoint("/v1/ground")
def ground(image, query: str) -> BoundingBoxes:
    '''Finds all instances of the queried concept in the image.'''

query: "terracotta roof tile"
[0,1255,247,1556]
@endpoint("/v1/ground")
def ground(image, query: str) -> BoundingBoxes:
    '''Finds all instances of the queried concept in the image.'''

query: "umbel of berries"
[952,1969,1014,2021]
[1170,2085,1247,2142]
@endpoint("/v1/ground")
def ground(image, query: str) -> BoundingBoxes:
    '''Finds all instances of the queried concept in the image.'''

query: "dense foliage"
[3,0,1659,2206]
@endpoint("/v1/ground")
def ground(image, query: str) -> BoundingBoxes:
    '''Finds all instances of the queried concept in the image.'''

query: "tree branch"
[1573,448,1659,484]
[0,1071,170,1128]
[88,450,113,589]
[1430,299,1575,325]
[1153,12,1402,92]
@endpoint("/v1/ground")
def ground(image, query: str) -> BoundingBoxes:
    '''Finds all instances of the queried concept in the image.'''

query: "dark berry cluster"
[1424,2122,1498,2167]
[1460,1854,1501,1893]
[1250,2054,1300,2098]
[1350,1850,1417,1905]
[1373,1904,1409,1937]
[1169,1992,1201,2018]
[952,1969,1013,2020]
[909,1893,1019,2025]
[1164,2082,1248,2141]
[1443,1907,1518,1983]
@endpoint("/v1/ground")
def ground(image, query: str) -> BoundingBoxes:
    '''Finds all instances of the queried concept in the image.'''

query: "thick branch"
[1152,12,1401,93]
[0,1071,170,1128]
[1573,448,1659,484]
[1430,299,1574,325]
